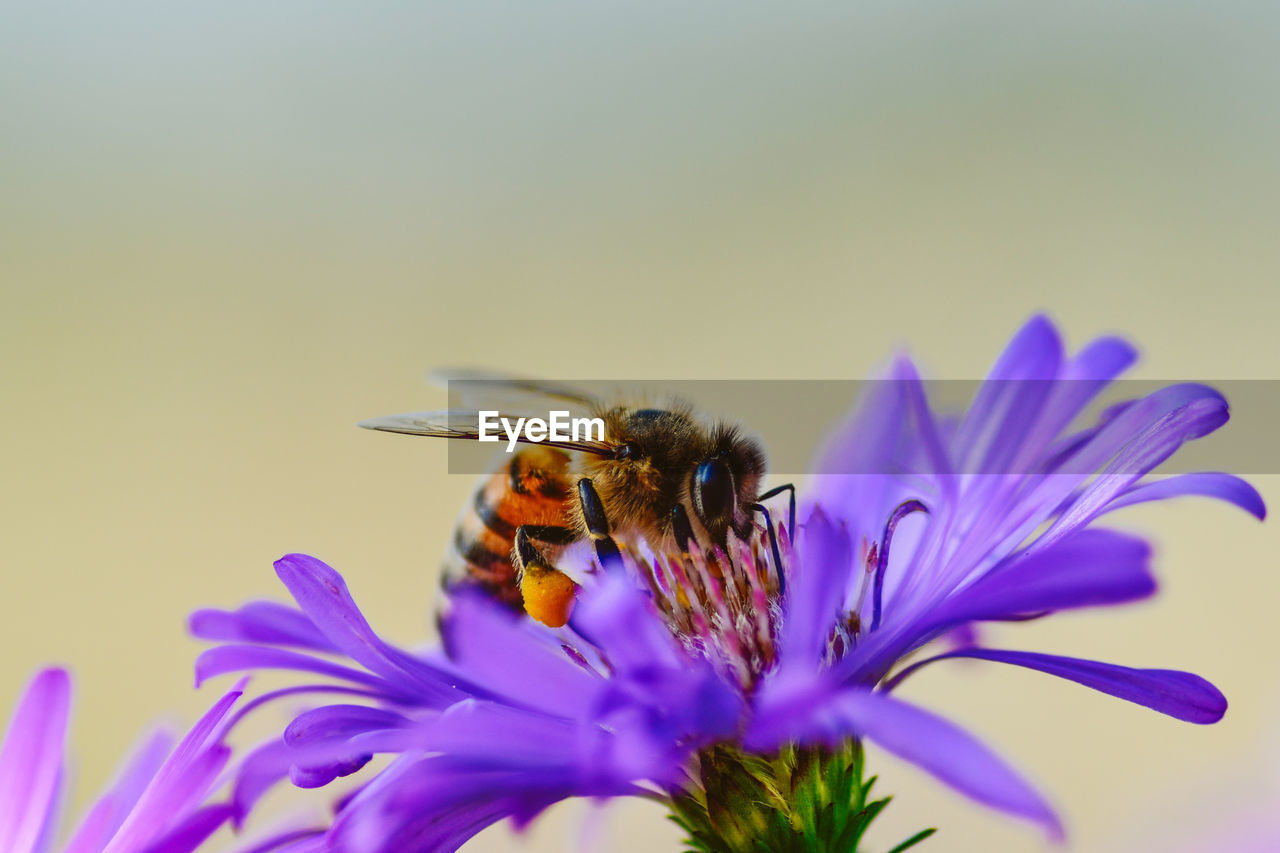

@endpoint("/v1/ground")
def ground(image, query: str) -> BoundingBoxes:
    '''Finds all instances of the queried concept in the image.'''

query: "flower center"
[631,522,789,690]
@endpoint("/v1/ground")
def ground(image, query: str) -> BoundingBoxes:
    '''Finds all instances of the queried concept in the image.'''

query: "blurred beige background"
[1,2,1277,851]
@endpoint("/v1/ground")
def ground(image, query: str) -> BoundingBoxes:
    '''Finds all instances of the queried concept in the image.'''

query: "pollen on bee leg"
[520,566,577,628]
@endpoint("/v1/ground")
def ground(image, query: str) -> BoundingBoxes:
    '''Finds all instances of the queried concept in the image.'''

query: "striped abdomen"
[444,445,573,608]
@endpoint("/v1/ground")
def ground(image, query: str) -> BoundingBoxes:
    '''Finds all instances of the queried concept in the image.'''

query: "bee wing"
[427,369,602,411]
[358,409,615,456]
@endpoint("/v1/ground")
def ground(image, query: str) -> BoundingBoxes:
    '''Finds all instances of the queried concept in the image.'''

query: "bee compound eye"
[693,458,735,525]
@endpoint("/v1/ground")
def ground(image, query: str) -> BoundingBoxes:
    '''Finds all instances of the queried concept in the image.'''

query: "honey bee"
[360,377,794,628]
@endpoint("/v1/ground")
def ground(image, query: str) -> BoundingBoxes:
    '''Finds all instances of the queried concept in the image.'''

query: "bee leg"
[576,478,623,573]
[671,503,696,554]
[756,483,796,539]
[514,524,579,628]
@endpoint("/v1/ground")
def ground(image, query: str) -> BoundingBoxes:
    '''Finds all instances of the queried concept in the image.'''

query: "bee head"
[690,425,766,543]
[591,406,766,549]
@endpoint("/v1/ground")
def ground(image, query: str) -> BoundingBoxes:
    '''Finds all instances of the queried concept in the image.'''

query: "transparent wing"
[427,369,602,413]
[358,409,615,455]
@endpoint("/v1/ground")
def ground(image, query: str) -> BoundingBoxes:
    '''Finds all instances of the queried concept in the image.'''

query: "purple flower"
[192,555,742,851]
[192,316,1264,850]
[0,667,240,853]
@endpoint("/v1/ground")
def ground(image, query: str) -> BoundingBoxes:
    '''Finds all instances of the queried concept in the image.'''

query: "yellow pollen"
[520,566,577,628]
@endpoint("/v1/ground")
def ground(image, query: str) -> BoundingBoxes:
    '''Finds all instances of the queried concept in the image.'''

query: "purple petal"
[231,740,293,824]
[290,754,372,789]
[932,529,1154,626]
[571,578,743,742]
[602,671,740,749]
[284,705,412,748]
[895,357,955,482]
[331,754,636,853]
[1064,336,1138,382]
[748,686,1061,837]
[136,803,235,853]
[336,777,543,853]
[845,691,1062,837]
[421,700,580,769]
[887,648,1227,724]
[810,361,911,480]
[188,602,339,653]
[1035,384,1229,547]
[441,591,599,718]
[109,746,230,851]
[993,335,1138,477]
[195,644,405,698]
[952,315,1064,475]
[1101,473,1266,520]
[0,667,72,853]
[843,529,1153,682]
[63,799,118,853]
[1036,336,1138,438]
[101,686,241,853]
[572,575,684,673]
[225,684,391,733]
[230,828,327,853]
[231,730,419,823]
[274,555,468,708]
[64,729,174,853]
[776,507,854,666]
[805,359,925,530]
[950,383,1230,584]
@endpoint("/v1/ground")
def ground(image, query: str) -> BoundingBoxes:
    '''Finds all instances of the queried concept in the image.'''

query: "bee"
[360,377,794,628]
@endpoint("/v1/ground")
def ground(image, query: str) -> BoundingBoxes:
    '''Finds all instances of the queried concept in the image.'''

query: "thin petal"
[0,667,72,853]
[930,529,1154,626]
[748,686,1061,837]
[570,575,684,673]
[230,828,327,853]
[1035,384,1229,547]
[64,729,175,853]
[195,645,405,698]
[330,753,637,853]
[137,803,235,853]
[188,602,339,653]
[231,740,293,824]
[1065,336,1138,382]
[231,734,415,823]
[805,359,926,532]
[776,507,854,666]
[421,699,580,769]
[993,334,1139,478]
[284,705,412,748]
[1101,473,1266,520]
[843,691,1062,837]
[952,314,1064,475]
[442,591,599,718]
[887,648,1227,724]
[950,383,1229,584]
[274,554,467,707]
[101,685,241,853]
[809,361,910,480]
[572,577,743,742]
[844,529,1154,681]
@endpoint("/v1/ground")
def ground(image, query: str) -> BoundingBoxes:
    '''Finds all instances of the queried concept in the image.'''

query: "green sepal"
[885,828,937,853]
[669,739,935,853]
